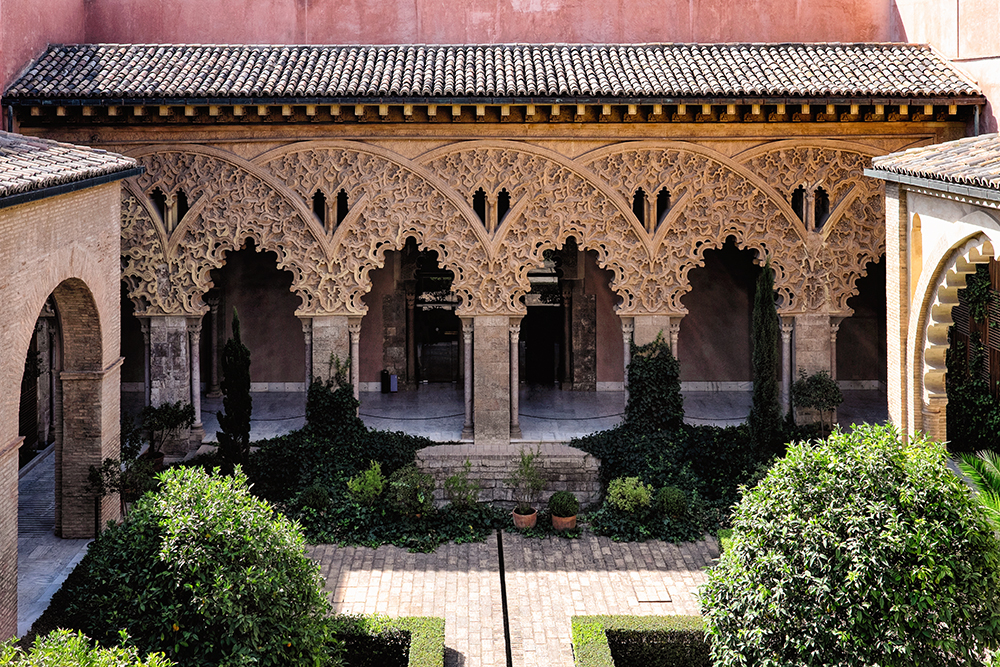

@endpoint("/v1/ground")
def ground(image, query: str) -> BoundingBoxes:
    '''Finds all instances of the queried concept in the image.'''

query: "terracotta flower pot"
[551,514,577,531]
[512,508,537,529]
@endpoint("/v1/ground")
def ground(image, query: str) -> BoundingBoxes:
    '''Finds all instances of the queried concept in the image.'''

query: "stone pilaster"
[148,316,191,406]
[310,315,350,383]
[792,313,833,376]
[473,315,511,446]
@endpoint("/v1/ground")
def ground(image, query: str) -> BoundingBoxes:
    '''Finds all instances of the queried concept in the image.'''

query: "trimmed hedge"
[571,616,709,667]
[327,616,445,667]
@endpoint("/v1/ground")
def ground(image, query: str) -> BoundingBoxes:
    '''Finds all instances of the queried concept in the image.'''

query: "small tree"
[791,368,843,436]
[747,258,782,456]
[217,308,252,471]
[701,424,1000,666]
[625,331,683,432]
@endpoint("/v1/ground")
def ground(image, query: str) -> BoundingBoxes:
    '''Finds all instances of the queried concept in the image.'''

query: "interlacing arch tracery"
[122,145,329,315]
[738,140,886,313]
[419,141,652,314]
[256,142,493,315]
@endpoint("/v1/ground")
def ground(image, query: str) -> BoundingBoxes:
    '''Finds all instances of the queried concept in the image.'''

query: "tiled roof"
[3,43,983,102]
[871,134,1000,192]
[0,131,138,200]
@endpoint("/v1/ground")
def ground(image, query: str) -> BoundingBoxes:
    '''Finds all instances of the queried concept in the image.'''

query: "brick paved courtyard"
[308,532,718,667]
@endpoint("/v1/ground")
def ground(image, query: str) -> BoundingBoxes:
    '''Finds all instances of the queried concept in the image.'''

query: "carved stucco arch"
[121,144,330,316]
[582,140,808,314]
[254,140,496,316]
[736,139,887,314]
[909,211,1000,437]
[418,140,652,315]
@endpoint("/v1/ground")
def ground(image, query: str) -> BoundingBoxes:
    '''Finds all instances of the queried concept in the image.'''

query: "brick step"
[415,441,601,508]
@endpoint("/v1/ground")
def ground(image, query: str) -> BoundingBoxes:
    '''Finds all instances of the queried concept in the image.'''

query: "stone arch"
[418,140,651,314]
[582,140,805,314]
[908,214,1000,439]
[122,145,328,316]
[255,141,493,315]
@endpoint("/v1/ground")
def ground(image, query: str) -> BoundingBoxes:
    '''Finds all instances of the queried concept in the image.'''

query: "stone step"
[416,441,601,508]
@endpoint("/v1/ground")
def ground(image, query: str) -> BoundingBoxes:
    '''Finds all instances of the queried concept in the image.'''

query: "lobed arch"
[257,140,506,316]
[122,145,330,316]
[582,140,807,313]
[908,213,1000,439]
[418,140,652,314]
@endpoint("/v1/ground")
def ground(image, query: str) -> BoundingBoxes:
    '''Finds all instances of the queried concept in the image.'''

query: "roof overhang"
[0,165,144,210]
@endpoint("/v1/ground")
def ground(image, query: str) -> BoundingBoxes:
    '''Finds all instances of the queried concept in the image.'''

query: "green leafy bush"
[347,461,386,506]
[327,615,445,667]
[655,486,687,519]
[606,477,652,513]
[960,450,1000,526]
[571,616,709,667]
[947,331,1000,452]
[0,630,175,667]
[791,368,843,436]
[388,465,435,517]
[547,491,580,518]
[298,483,332,512]
[443,460,480,510]
[506,447,546,515]
[60,467,334,667]
[141,401,196,456]
[701,424,1000,666]
[625,332,683,432]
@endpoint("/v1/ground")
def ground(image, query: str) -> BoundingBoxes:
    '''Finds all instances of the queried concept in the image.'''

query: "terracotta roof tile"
[3,43,982,103]
[0,131,137,199]
[871,134,1000,192]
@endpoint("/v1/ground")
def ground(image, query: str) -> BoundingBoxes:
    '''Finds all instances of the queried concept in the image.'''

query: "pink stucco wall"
[0,0,85,97]
[81,0,891,47]
[893,0,1000,132]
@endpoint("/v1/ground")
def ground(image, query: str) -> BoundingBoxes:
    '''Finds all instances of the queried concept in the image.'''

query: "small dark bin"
[380,370,398,393]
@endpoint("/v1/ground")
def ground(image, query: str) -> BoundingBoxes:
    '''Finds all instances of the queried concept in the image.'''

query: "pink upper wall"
[0,0,85,95]
[81,0,890,46]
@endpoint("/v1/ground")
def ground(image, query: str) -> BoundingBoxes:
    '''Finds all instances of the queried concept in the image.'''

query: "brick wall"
[0,182,123,639]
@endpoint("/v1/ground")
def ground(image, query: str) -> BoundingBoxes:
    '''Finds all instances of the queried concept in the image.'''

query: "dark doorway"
[414,249,462,383]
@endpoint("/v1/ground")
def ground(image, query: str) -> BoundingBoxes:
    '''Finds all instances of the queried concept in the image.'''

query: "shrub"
[388,464,435,517]
[298,483,331,512]
[327,615,445,667]
[625,332,683,432]
[791,368,843,436]
[607,477,652,514]
[701,424,1000,667]
[61,467,333,667]
[947,330,1000,452]
[655,486,688,519]
[140,401,195,455]
[347,461,387,506]
[443,460,480,510]
[959,450,1000,527]
[747,258,783,456]
[506,447,546,515]
[0,630,175,667]
[571,616,710,667]
[217,308,252,470]
[548,491,580,518]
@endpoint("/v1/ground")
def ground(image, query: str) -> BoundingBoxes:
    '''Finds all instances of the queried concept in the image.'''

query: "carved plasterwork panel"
[421,142,652,314]
[584,144,807,313]
[123,147,328,315]
[259,143,494,315]
[121,190,182,316]
[739,142,885,313]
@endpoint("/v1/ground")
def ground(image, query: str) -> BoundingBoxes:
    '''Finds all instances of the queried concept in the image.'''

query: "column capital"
[405,292,416,308]
[509,323,521,338]
[348,322,362,336]
[300,317,313,335]
[186,321,202,336]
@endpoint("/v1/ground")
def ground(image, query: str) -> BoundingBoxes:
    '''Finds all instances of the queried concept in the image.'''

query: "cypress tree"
[217,307,252,471]
[747,258,782,456]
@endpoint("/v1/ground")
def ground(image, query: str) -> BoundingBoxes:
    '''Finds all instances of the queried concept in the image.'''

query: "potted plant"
[548,490,579,531]
[139,400,196,467]
[506,447,545,529]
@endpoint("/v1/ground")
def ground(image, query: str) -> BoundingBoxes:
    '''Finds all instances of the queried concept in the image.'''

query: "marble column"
[187,320,205,444]
[205,296,222,397]
[147,316,191,407]
[829,319,842,380]
[780,319,794,415]
[310,315,350,382]
[348,320,362,400]
[461,319,474,439]
[472,315,511,446]
[668,320,681,361]
[622,319,634,401]
[562,286,572,386]
[140,318,151,407]
[509,320,522,439]
[300,318,313,386]
[405,292,416,385]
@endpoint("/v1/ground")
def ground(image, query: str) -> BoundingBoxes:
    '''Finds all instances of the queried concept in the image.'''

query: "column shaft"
[780,320,794,415]
[140,319,151,407]
[349,321,362,400]
[206,298,221,397]
[301,318,313,385]
[510,320,522,439]
[462,320,474,439]
[187,320,203,436]
[622,319,634,403]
